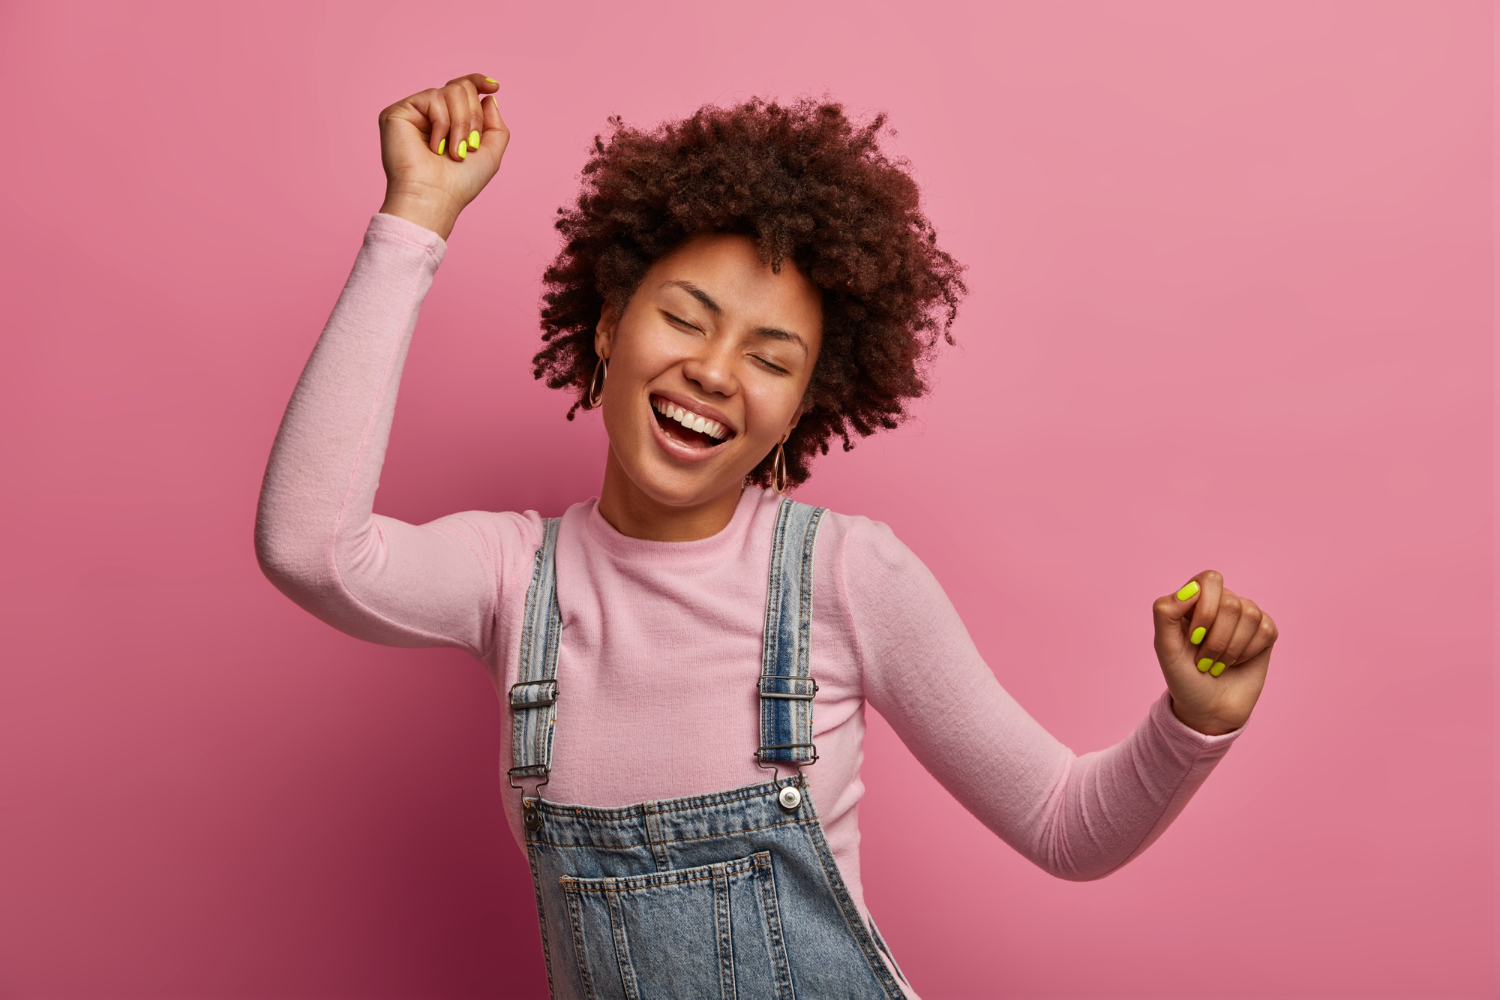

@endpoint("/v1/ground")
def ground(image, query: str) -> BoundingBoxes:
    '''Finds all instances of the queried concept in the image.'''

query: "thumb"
[1152,578,1201,663]
[473,93,511,169]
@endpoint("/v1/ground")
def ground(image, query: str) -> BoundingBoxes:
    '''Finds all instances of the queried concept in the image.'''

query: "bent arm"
[255,213,517,657]
[842,519,1241,881]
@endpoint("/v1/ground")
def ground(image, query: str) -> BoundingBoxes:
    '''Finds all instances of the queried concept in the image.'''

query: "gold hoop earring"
[771,440,788,494]
[587,356,608,408]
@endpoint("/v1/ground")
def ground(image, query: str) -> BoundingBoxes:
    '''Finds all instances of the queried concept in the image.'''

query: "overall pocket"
[560,850,794,1000]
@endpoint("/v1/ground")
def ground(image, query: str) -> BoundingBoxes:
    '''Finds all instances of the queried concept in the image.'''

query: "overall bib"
[508,499,911,999]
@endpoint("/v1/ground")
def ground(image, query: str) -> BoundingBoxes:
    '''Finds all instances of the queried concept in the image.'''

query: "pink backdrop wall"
[0,1,1492,996]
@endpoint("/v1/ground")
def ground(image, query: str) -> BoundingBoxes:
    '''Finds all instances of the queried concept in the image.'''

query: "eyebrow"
[662,279,808,353]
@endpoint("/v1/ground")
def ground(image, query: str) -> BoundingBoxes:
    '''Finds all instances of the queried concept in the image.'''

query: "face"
[594,233,824,515]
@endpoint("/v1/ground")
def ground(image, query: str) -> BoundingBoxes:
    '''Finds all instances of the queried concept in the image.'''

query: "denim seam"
[526,840,560,999]
[563,881,598,1000]
[796,810,908,998]
[605,890,641,1000]
[527,816,812,850]
[528,775,806,821]
[559,853,772,893]
[754,852,797,1000]
[716,867,736,1000]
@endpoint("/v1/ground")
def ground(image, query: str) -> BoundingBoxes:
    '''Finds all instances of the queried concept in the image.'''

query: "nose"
[680,337,738,398]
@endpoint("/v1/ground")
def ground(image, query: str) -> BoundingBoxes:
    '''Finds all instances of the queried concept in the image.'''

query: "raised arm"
[254,74,534,657]
[838,518,1256,881]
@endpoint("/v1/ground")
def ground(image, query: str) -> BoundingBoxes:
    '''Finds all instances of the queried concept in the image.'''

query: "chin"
[625,453,745,509]
[608,394,759,508]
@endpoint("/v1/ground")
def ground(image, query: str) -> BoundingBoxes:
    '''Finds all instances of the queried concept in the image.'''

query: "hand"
[377,73,510,239]
[1152,570,1279,736]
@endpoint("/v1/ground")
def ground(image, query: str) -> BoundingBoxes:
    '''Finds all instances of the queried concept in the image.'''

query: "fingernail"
[457,140,468,159]
[1190,626,1206,644]
[1176,580,1199,601]
[437,137,446,155]
[485,77,497,84]
[468,130,481,149]
[1210,661,1227,677]
[1197,657,1213,672]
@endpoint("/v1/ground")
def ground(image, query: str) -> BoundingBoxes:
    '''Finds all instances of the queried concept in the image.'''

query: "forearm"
[1023,692,1239,879]
[845,518,1242,881]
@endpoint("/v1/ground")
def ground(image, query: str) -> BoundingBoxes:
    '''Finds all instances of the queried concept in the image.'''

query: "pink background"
[0,1,1493,997]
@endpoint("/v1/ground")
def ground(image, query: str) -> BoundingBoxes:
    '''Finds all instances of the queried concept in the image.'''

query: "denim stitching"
[526,841,559,999]
[562,879,598,1000]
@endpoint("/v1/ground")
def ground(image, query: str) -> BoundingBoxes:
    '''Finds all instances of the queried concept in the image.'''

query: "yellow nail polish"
[456,140,467,159]
[1191,626,1206,644]
[485,77,497,84]
[1197,657,1213,672]
[1210,661,1227,677]
[1176,580,1199,601]
[468,130,481,149]
[437,137,446,155]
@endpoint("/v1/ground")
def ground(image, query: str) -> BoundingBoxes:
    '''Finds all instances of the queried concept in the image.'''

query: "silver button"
[777,785,802,811]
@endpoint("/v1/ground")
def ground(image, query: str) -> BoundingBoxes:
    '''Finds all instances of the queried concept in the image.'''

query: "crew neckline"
[579,485,771,561]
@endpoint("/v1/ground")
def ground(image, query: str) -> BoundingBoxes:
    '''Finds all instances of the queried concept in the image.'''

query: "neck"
[596,449,745,541]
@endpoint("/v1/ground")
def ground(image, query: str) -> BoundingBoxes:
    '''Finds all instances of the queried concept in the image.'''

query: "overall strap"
[509,516,562,794]
[757,498,827,766]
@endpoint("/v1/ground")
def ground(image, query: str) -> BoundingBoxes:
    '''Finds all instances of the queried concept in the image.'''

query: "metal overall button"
[777,785,802,811]
[524,800,543,831]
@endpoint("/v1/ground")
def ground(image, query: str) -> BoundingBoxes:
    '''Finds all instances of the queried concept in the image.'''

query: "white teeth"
[652,397,728,441]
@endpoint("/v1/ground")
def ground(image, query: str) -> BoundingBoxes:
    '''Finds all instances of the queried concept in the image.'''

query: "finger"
[483,92,507,133]
[408,90,450,155]
[1232,611,1280,668]
[1152,577,1204,663]
[441,76,483,157]
[476,93,511,162]
[463,86,484,155]
[1158,577,1203,624]
[1214,598,1263,674]
[448,72,498,95]
[1198,586,1243,676]
[1185,569,1223,650]
[444,84,474,160]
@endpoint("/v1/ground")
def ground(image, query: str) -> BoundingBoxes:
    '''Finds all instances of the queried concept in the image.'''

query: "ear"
[781,399,810,443]
[594,300,619,361]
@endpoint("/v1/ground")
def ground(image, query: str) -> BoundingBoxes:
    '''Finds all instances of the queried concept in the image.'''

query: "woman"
[255,73,1278,999]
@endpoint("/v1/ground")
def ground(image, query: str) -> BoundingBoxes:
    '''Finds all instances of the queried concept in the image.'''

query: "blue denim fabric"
[515,498,907,999]
[509,515,562,795]
[758,500,823,766]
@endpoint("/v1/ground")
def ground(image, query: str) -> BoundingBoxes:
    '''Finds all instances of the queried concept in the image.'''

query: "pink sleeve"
[254,213,540,659]
[838,516,1242,881]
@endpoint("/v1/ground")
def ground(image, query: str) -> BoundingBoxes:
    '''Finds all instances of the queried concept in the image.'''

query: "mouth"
[649,394,734,451]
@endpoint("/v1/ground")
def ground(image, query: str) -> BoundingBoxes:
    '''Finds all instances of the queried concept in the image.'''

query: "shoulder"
[811,506,929,577]
[418,508,560,596]
[808,506,947,619]
[807,506,964,672]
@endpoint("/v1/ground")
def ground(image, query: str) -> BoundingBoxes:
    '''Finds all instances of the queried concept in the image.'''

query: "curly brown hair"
[531,97,966,489]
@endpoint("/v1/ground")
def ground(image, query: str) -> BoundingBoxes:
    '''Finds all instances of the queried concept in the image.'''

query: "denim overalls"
[507,498,911,999]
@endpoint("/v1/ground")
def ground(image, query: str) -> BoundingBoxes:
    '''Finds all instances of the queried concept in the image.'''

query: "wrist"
[1167,694,1239,737]
[378,186,460,240]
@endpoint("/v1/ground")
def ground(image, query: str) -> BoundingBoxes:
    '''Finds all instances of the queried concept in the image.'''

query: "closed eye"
[754,356,790,375]
[661,310,701,332]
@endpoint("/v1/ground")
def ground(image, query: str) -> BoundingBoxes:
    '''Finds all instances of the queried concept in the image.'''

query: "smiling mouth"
[650,395,733,450]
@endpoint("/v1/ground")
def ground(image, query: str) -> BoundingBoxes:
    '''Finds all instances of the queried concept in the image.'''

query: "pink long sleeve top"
[255,212,1242,934]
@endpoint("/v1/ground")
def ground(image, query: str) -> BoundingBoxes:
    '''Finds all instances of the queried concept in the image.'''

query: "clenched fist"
[1153,570,1279,735]
[377,73,510,239]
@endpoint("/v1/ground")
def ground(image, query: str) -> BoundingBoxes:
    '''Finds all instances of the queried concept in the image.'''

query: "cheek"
[601,331,669,433]
[609,324,678,383]
[742,382,805,443]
